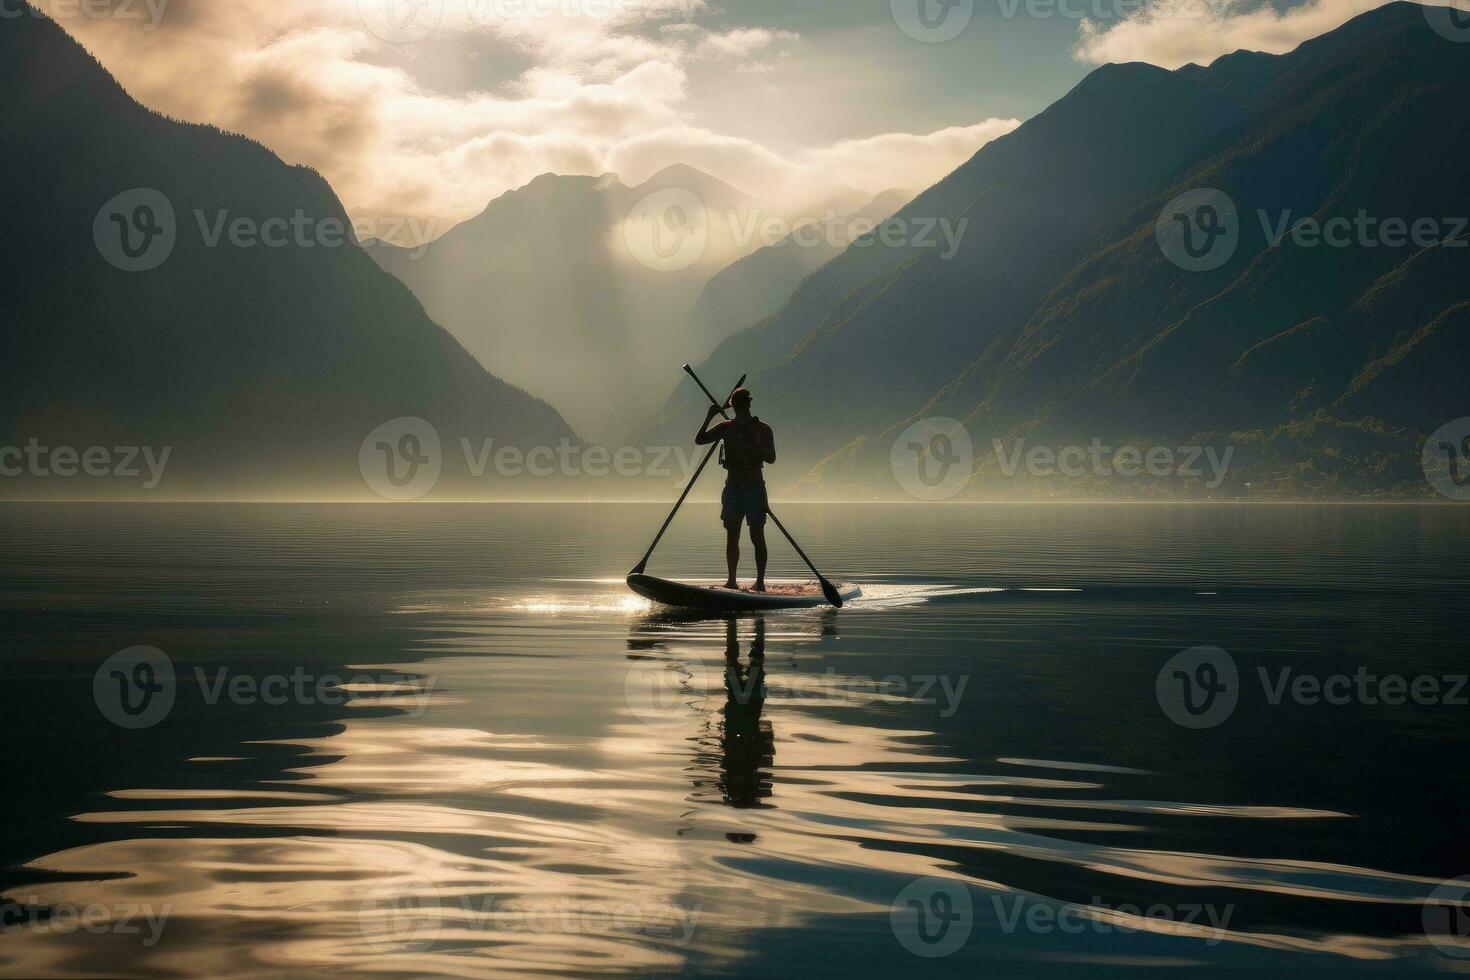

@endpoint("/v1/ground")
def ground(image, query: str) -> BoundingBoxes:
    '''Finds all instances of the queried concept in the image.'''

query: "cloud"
[38,0,1011,231]
[606,119,1021,204]
[801,121,1022,198]
[1074,0,1394,69]
[691,27,799,60]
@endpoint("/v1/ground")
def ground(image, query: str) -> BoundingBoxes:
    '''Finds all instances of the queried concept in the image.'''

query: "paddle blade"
[819,577,844,608]
[630,558,648,576]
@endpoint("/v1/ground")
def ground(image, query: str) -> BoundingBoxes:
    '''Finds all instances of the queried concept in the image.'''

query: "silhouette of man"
[695,388,776,591]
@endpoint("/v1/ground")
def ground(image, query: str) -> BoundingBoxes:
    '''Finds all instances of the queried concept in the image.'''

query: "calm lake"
[2,502,1467,978]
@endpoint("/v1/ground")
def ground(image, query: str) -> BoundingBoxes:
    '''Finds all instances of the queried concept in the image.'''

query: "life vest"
[720,416,764,479]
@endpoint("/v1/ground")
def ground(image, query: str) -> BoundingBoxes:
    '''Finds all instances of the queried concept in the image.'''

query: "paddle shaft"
[629,373,746,575]
[681,365,843,607]
[762,509,833,596]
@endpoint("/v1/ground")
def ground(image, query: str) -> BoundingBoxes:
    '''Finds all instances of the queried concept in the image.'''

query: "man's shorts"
[721,481,769,530]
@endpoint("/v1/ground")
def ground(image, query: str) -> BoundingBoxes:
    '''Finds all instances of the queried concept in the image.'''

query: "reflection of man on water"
[718,617,774,808]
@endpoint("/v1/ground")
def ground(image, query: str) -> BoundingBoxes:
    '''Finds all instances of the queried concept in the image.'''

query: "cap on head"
[731,388,753,406]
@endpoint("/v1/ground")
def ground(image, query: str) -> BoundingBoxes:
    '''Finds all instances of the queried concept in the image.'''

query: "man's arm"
[695,405,729,446]
[758,422,776,464]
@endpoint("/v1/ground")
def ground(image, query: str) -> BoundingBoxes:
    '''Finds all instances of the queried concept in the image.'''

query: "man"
[695,387,776,591]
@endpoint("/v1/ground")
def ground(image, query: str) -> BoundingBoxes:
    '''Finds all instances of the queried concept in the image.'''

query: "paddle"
[628,373,747,577]
[681,364,845,608]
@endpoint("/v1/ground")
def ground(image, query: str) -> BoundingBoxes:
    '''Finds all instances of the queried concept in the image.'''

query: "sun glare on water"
[511,594,652,615]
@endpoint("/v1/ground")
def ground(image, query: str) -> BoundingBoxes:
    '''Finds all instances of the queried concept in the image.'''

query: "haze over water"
[2,502,1467,977]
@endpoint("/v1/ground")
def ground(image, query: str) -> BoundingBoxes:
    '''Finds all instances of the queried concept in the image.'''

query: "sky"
[32,0,1412,231]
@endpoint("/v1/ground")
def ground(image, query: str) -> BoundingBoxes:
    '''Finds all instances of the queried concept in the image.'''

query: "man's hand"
[695,404,728,445]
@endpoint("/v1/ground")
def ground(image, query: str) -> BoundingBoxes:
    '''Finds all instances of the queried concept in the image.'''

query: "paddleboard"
[627,574,860,611]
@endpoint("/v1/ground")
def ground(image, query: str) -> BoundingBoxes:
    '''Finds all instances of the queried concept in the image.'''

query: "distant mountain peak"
[633,163,761,205]
[522,171,617,192]
[644,162,718,184]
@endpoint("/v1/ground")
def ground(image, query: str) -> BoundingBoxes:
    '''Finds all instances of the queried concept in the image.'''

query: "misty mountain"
[687,188,912,350]
[368,164,798,441]
[648,2,1470,499]
[642,54,1246,460]
[1,11,574,499]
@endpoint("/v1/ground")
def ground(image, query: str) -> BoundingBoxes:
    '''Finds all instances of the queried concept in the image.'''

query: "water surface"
[2,502,1467,977]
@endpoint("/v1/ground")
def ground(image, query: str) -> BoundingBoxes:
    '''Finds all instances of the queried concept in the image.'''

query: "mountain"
[368,166,787,441]
[821,1,1470,498]
[640,57,1246,461]
[1,10,575,499]
[645,2,1470,499]
[687,189,912,350]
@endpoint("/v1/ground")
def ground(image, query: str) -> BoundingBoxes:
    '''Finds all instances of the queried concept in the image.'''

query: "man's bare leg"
[750,525,768,592]
[725,525,741,589]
